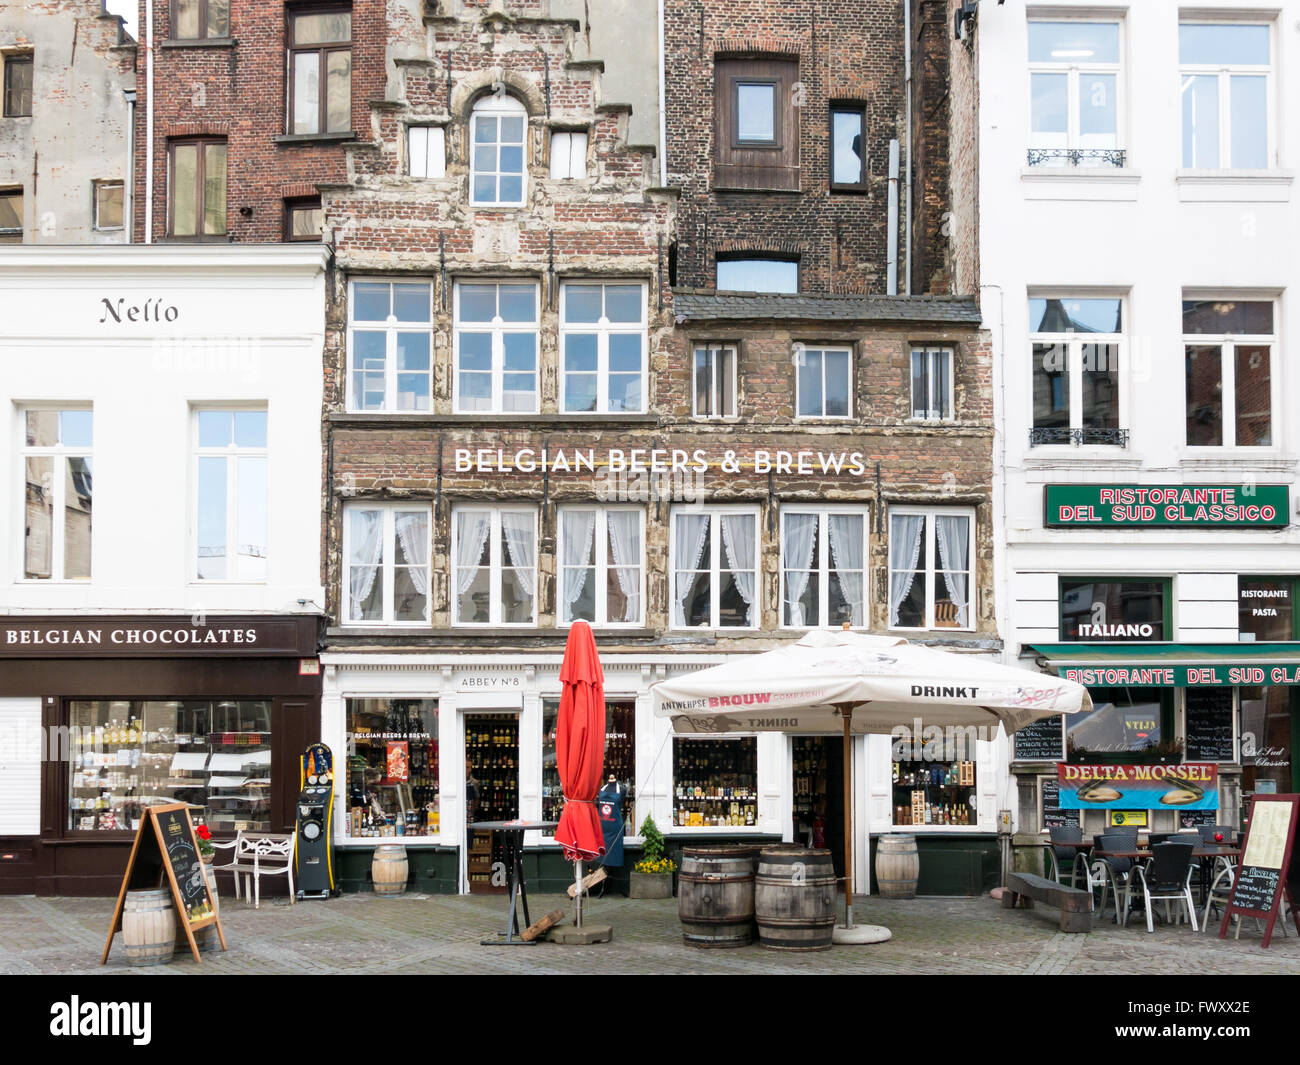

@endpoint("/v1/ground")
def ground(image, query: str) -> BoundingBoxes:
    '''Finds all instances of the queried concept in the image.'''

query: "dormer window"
[470,93,527,206]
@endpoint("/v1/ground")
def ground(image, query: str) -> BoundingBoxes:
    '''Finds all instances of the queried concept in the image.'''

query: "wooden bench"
[1002,872,1092,933]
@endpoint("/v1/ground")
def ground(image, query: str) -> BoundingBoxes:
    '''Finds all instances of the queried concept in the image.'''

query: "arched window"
[470,93,527,206]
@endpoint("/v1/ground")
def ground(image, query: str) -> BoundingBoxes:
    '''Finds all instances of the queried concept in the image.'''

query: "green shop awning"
[1026,643,1300,688]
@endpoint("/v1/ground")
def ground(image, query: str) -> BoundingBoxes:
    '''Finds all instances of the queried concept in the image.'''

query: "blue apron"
[597,782,625,867]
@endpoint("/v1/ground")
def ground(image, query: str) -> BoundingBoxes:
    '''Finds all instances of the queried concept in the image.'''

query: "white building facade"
[979,0,1300,836]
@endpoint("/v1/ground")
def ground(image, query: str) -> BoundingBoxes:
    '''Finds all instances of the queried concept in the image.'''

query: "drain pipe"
[903,0,912,295]
[886,139,899,295]
[144,0,154,243]
[123,89,135,243]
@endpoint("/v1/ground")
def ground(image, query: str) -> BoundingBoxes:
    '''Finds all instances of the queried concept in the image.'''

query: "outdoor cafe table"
[467,819,558,946]
[1094,846,1242,906]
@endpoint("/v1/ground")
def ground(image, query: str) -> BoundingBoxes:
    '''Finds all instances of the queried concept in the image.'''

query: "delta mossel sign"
[1045,484,1288,528]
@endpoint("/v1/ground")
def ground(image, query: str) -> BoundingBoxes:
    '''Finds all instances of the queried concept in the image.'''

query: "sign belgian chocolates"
[0,615,316,658]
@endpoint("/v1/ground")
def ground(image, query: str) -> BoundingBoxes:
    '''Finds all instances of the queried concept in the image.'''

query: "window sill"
[160,37,236,48]
[1176,169,1294,203]
[1022,450,1145,472]
[1178,451,1296,472]
[273,131,358,146]
[330,411,661,427]
[156,235,233,243]
[1020,166,1141,202]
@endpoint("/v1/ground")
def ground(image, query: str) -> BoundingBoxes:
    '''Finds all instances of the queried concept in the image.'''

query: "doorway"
[464,712,519,895]
[791,735,845,878]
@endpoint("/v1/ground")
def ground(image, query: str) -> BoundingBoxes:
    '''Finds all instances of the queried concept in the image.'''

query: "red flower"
[195,824,212,841]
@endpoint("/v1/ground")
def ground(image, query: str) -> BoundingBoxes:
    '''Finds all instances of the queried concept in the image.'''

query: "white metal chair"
[214,831,295,908]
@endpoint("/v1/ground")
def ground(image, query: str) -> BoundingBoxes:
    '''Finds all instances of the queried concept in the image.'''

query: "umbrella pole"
[843,706,854,930]
[575,858,584,927]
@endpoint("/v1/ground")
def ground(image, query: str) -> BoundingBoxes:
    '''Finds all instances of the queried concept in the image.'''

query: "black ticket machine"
[295,742,336,899]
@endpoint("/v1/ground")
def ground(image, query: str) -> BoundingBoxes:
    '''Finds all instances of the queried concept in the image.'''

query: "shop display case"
[672,736,758,827]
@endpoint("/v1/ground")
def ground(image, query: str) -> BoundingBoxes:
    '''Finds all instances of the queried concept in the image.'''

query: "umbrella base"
[548,923,613,945]
[831,923,892,945]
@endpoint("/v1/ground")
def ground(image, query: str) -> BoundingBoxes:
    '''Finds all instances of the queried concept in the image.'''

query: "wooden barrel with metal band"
[678,846,757,948]
[875,834,920,899]
[123,888,177,966]
[372,844,409,896]
[755,845,836,952]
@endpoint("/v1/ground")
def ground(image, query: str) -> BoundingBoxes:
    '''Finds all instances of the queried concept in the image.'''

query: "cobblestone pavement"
[4,890,1300,975]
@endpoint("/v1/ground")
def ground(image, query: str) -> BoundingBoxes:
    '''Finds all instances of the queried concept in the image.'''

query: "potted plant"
[629,815,675,899]
[195,822,215,865]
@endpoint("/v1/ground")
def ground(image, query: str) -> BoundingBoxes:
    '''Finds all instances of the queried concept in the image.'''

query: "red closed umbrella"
[554,620,607,867]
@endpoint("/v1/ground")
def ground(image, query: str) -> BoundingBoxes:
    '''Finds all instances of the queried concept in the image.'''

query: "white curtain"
[720,514,757,626]
[827,513,865,627]
[394,512,429,596]
[348,509,383,618]
[606,510,642,623]
[673,512,710,627]
[454,511,491,595]
[781,513,818,627]
[560,510,597,620]
[501,511,536,598]
[934,514,970,627]
[888,514,926,627]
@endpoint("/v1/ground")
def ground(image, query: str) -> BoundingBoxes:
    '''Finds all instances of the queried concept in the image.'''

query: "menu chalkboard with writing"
[1015,717,1065,762]
[1220,794,1300,948]
[1185,687,1235,761]
[1041,776,1079,829]
[100,803,226,964]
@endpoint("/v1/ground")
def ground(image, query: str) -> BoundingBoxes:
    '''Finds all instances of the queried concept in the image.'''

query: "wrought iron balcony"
[1029,427,1130,448]
[1027,148,1127,168]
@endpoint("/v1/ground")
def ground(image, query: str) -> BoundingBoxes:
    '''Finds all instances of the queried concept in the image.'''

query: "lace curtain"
[454,511,491,596]
[560,510,597,620]
[501,512,536,598]
[348,509,383,619]
[720,514,756,626]
[672,512,710,627]
[606,510,642,623]
[934,514,969,627]
[827,513,865,627]
[888,514,926,627]
[781,513,818,627]
[394,512,429,597]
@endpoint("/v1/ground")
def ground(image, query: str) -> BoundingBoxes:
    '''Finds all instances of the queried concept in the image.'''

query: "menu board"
[1180,810,1217,829]
[153,805,216,925]
[1221,794,1300,948]
[1015,717,1064,762]
[1185,687,1235,761]
[1041,776,1079,828]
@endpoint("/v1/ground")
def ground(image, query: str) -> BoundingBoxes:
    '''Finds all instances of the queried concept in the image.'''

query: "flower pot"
[629,871,674,899]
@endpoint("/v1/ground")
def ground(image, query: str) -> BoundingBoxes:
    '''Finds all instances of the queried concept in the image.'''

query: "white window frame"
[910,346,954,420]
[341,502,432,627]
[1178,19,1275,170]
[407,125,446,179]
[556,505,646,628]
[192,406,268,584]
[452,279,541,414]
[1026,16,1124,161]
[451,505,538,627]
[668,505,761,631]
[778,505,870,630]
[1028,293,1126,444]
[346,278,434,413]
[549,130,588,179]
[794,343,853,419]
[887,505,976,633]
[1182,294,1277,449]
[469,93,528,207]
[18,406,93,582]
[559,281,648,414]
[692,344,738,419]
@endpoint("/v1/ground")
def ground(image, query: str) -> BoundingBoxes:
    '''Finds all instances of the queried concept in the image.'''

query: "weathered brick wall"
[911,0,951,295]
[944,0,979,296]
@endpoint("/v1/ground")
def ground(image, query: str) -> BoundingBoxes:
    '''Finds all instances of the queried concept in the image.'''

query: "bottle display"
[672,737,758,827]
[891,756,976,826]
[542,699,636,835]
[346,699,439,839]
[465,713,519,893]
[792,736,830,844]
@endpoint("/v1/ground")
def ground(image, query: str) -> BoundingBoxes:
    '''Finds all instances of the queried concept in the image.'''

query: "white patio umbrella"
[651,629,1092,939]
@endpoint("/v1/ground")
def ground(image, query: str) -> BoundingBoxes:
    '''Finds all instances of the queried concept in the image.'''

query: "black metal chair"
[1048,825,1083,886]
[1133,842,1198,932]
[1091,831,1139,925]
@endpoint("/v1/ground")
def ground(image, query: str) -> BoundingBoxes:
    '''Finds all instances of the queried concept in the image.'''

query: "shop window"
[549,130,588,179]
[3,52,33,117]
[1241,686,1294,796]
[1059,577,1167,640]
[1179,21,1272,169]
[673,736,757,827]
[560,282,646,414]
[716,257,797,294]
[342,504,430,625]
[670,507,759,629]
[21,408,93,581]
[1183,298,1274,448]
[284,196,322,241]
[470,93,527,206]
[830,104,867,188]
[1184,687,1236,762]
[1026,19,1123,167]
[348,279,433,412]
[168,137,226,238]
[94,181,124,231]
[1239,576,1295,641]
[451,506,537,626]
[194,408,266,581]
[1065,686,1165,756]
[454,280,539,414]
[693,344,737,419]
[1029,296,1123,447]
[0,187,21,242]
[713,56,799,191]
[887,508,974,631]
[408,125,446,179]
[171,0,229,40]
[69,700,271,833]
[542,698,636,829]
[344,699,438,837]
[911,346,953,420]
[891,752,977,826]
[557,506,644,627]
[795,345,851,418]
[780,507,868,628]
[288,7,352,135]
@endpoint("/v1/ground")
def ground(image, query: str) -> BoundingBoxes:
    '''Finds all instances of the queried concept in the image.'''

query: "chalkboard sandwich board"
[1220,793,1300,949]
[101,803,227,964]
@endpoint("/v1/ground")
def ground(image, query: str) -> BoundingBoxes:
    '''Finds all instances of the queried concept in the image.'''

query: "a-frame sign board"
[101,803,227,964]
[1219,793,1300,949]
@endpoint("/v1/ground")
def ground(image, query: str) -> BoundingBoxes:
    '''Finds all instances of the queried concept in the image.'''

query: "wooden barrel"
[755,845,836,952]
[372,844,409,896]
[176,862,220,954]
[678,847,756,949]
[875,834,920,899]
[123,888,176,966]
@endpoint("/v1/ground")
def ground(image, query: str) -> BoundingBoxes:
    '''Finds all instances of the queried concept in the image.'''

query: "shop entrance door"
[464,712,519,895]
[791,735,845,879]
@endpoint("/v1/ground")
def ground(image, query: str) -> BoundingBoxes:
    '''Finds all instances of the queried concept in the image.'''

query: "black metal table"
[467,820,558,946]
